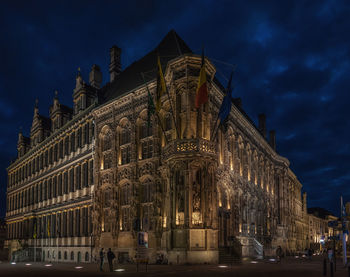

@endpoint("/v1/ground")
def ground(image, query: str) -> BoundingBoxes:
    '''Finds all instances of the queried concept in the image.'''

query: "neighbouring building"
[307,207,339,251]
[4,30,334,264]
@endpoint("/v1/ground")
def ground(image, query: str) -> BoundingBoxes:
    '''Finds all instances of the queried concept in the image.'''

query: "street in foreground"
[0,256,349,277]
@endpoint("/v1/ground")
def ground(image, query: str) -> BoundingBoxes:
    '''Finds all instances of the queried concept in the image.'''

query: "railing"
[162,138,216,160]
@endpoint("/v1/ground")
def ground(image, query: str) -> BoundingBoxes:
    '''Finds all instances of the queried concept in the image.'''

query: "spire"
[18,128,24,144]
[53,90,59,106]
[75,67,83,90]
[34,98,39,117]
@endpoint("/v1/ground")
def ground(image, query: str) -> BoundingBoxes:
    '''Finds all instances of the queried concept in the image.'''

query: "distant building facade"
[4,30,336,263]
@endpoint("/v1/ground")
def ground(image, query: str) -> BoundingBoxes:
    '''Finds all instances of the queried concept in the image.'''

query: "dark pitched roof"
[100,30,192,103]
[38,115,51,130]
[308,207,336,219]
[99,30,274,149]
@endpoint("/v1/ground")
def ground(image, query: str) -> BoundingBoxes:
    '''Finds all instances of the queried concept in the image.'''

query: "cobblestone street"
[0,256,349,277]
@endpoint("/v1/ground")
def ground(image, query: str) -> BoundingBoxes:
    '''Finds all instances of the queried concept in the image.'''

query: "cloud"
[0,0,350,217]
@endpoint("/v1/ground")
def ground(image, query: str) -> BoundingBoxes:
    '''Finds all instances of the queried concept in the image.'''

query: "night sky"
[1,0,349,218]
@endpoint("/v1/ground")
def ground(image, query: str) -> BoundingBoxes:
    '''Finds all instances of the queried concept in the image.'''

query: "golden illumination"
[176,212,184,225]
[192,212,202,225]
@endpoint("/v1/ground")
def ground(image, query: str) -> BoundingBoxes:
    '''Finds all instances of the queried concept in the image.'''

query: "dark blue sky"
[0,0,349,218]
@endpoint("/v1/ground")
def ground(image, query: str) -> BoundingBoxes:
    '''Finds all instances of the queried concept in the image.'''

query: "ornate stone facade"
[5,30,323,264]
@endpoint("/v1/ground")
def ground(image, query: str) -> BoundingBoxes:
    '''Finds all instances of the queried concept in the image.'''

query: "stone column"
[184,169,190,228]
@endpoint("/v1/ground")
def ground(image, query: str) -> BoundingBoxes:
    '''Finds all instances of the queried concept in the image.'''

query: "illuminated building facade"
[5,30,323,263]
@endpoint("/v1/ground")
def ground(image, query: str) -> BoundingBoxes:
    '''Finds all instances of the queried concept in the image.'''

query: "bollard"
[323,258,327,276]
[330,262,334,277]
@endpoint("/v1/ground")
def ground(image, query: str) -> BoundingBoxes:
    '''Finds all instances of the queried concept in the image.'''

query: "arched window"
[140,122,152,139]
[142,181,152,203]
[85,252,89,262]
[71,251,74,261]
[121,184,131,205]
[64,251,67,260]
[58,251,61,260]
[102,131,112,151]
[120,183,131,232]
[120,129,131,145]
[77,251,81,263]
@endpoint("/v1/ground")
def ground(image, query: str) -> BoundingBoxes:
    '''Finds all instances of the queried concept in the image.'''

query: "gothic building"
[5,30,313,264]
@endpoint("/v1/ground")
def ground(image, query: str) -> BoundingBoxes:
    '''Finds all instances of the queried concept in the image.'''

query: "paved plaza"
[0,256,349,277]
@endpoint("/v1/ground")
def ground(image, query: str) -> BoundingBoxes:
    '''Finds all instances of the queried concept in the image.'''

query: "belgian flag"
[156,55,166,112]
[195,50,208,108]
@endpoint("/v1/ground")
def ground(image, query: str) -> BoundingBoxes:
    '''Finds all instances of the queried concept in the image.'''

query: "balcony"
[162,138,216,160]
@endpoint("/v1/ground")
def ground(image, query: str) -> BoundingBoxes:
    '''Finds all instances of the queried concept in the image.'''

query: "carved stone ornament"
[118,167,131,180]
[139,162,154,176]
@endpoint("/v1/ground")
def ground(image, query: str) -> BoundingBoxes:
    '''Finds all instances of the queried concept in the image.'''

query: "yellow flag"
[33,222,37,239]
[156,56,166,112]
[47,218,50,237]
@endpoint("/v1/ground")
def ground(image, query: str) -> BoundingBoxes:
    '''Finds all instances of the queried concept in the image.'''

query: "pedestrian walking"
[276,246,283,263]
[99,248,105,272]
[107,248,116,272]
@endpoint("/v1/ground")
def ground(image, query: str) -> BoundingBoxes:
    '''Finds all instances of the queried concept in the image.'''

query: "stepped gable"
[100,29,192,103]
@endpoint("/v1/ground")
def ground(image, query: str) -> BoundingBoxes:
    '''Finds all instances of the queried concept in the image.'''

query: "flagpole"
[341,196,347,266]
[210,110,220,141]
[34,234,36,262]
[211,71,234,142]
[157,55,180,139]
[141,73,168,144]
[165,75,181,139]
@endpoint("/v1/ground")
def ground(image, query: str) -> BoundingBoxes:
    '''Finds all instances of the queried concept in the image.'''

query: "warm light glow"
[251,261,258,264]
[114,269,125,272]
[75,266,83,269]
[45,264,53,267]
[239,223,242,233]
[11,262,16,265]
[218,265,228,268]
[163,216,167,228]
[176,212,184,225]
[192,212,202,224]
[25,263,32,266]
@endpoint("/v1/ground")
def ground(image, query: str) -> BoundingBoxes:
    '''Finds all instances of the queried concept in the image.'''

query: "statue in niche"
[92,208,101,235]
[192,181,201,212]
[178,192,184,212]
[109,208,117,235]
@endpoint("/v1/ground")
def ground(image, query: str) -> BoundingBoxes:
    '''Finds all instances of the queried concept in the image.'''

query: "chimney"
[258,114,266,138]
[233,97,242,109]
[89,64,102,88]
[269,130,276,151]
[109,45,121,82]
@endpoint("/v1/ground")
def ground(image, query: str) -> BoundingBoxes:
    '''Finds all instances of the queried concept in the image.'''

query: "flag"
[156,55,166,112]
[195,50,208,108]
[147,90,155,128]
[33,221,37,239]
[47,218,50,237]
[218,71,234,123]
[342,197,347,217]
